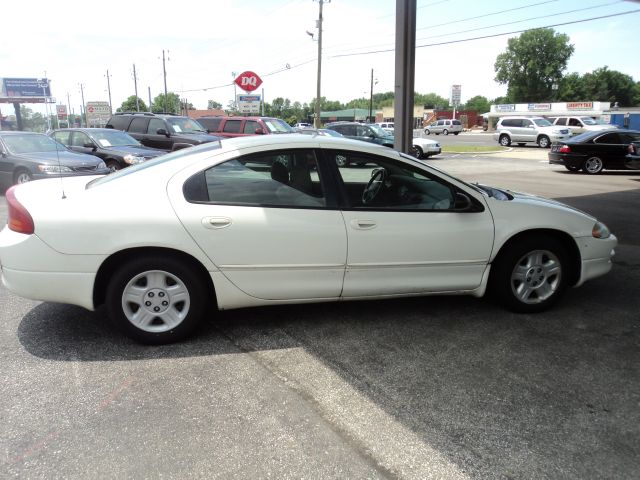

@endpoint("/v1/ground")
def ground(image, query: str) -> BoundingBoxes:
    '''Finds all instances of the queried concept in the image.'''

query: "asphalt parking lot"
[1,148,638,479]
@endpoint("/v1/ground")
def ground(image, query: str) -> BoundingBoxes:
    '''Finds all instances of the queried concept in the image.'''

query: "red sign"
[88,106,94,113]
[234,71,262,92]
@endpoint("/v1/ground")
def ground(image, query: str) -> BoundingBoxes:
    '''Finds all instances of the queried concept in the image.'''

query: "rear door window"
[129,117,150,134]
[223,120,242,133]
[147,118,165,134]
[595,133,622,144]
[555,118,567,126]
[52,131,71,145]
[244,120,259,134]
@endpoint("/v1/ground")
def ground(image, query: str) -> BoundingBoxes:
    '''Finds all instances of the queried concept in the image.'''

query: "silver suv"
[424,119,463,135]
[493,116,571,148]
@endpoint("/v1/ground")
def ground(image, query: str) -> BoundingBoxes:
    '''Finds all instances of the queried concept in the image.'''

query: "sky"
[1,0,639,118]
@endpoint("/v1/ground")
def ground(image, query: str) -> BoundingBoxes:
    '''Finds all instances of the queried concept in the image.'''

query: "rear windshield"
[87,140,222,188]
[264,119,294,133]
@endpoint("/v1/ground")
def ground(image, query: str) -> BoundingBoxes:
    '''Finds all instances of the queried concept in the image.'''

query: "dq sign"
[234,71,262,92]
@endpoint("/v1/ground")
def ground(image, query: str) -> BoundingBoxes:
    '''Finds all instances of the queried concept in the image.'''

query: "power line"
[331,9,640,59]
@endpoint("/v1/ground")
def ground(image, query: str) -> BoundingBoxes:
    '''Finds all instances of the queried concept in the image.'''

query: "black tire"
[537,135,551,148]
[411,145,423,159]
[499,134,511,147]
[490,235,569,313]
[106,255,209,344]
[424,128,431,135]
[582,156,604,174]
[106,160,121,172]
[14,169,33,185]
[454,132,459,135]
[443,129,449,135]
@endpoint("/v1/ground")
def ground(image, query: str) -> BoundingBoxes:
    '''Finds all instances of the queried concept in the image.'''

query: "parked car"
[0,134,616,344]
[424,119,463,136]
[105,112,219,151]
[549,116,614,135]
[0,131,109,187]
[493,116,571,148]
[293,122,312,129]
[296,128,344,137]
[50,128,166,172]
[411,137,441,158]
[325,122,394,147]
[376,122,394,133]
[197,116,293,138]
[548,129,640,174]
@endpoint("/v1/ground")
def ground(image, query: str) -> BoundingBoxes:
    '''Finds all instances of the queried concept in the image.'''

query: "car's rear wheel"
[499,134,511,147]
[537,135,551,148]
[106,160,121,172]
[443,129,449,135]
[424,128,431,135]
[106,255,208,344]
[565,165,580,172]
[454,132,459,135]
[14,169,32,185]
[490,235,569,313]
[583,156,604,174]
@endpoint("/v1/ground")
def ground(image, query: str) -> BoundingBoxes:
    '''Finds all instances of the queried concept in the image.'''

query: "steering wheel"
[362,168,387,204]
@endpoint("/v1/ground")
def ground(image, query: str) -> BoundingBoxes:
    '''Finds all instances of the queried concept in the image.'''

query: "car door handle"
[350,219,377,230]
[202,216,232,229]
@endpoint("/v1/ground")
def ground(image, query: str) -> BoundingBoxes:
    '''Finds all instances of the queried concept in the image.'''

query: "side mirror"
[156,128,170,137]
[454,192,473,211]
[83,142,96,150]
[254,127,265,135]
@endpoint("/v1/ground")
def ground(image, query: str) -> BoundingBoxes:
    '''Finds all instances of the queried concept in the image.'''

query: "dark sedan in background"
[0,131,109,188]
[50,128,165,172]
[549,129,640,174]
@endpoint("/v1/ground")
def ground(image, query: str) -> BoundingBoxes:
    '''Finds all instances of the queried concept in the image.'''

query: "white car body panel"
[0,134,617,316]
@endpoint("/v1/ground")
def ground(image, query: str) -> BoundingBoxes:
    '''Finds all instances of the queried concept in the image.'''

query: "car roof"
[0,131,45,136]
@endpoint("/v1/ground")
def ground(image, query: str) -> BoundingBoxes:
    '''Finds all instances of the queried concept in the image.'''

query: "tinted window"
[555,118,567,126]
[620,132,640,142]
[198,117,222,131]
[107,116,132,131]
[223,120,242,133]
[52,131,71,145]
[200,149,324,207]
[452,120,461,125]
[501,119,518,127]
[129,117,150,133]
[595,133,622,144]
[244,120,259,134]
[147,118,165,134]
[327,150,455,210]
[568,118,582,127]
[437,120,444,126]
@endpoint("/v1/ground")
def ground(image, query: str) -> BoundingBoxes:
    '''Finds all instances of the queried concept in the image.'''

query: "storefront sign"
[528,103,551,111]
[496,104,515,112]
[567,102,593,110]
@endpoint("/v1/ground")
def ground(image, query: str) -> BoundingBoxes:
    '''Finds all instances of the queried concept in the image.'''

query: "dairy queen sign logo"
[234,71,263,92]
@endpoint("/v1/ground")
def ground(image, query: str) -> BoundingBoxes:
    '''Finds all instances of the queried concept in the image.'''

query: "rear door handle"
[202,216,232,229]
[350,219,377,230]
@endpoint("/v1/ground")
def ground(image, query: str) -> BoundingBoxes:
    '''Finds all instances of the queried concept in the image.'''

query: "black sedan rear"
[549,129,640,174]
[50,128,165,172]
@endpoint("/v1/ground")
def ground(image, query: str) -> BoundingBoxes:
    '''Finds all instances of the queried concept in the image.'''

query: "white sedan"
[412,137,441,158]
[0,135,617,344]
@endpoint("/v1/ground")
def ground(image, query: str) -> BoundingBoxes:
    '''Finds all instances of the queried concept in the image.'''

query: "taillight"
[6,186,34,234]
[559,145,571,153]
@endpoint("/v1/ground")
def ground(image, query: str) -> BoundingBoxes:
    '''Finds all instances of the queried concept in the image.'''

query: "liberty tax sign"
[234,71,262,93]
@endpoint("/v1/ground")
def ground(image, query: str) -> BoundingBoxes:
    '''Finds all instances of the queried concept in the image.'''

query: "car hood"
[14,151,103,166]
[102,145,164,157]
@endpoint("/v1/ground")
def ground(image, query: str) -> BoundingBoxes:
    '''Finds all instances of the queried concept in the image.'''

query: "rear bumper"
[548,152,586,168]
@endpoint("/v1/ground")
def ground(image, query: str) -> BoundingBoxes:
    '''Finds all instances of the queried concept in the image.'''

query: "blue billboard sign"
[2,78,51,97]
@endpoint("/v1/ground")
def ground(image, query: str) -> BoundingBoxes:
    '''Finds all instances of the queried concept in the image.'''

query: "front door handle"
[350,219,377,230]
[202,216,232,229]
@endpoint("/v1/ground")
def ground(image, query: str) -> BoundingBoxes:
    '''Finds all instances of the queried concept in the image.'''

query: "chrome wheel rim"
[16,172,31,184]
[510,249,561,305]
[500,136,509,146]
[121,270,190,333]
[585,157,603,174]
[539,137,549,148]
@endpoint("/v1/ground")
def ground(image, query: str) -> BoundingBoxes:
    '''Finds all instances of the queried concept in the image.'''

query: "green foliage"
[494,28,574,102]
[18,106,46,132]
[558,72,586,102]
[152,92,181,114]
[415,92,449,110]
[582,67,636,106]
[117,95,148,113]
[462,95,490,113]
[207,100,222,109]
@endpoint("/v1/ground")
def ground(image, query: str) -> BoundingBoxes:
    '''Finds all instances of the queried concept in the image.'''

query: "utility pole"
[148,86,152,112]
[393,0,416,154]
[79,83,86,127]
[105,70,113,112]
[162,50,168,113]
[132,64,140,112]
[313,0,328,128]
[67,92,71,126]
[369,68,374,122]
[232,72,237,111]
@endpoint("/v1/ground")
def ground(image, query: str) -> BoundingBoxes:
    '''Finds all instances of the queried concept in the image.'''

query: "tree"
[117,95,148,113]
[582,67,636,106]
[558,72,586,102]
[461,95,490,113]
[415,92,449,110]
[152,92,181,114]
[494,28,574,102]
[207,100,222,109]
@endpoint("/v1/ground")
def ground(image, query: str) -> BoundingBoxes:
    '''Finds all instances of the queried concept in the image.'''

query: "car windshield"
[533,118,553,127]
[264,119,294,133]
[368,124,389,136]
[320,129,343,137]
[167,117,207,134]
[89,130,141,147]
[2,133,67,154]
[87,139,222,188]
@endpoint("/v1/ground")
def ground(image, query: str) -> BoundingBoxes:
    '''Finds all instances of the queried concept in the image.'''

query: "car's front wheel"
[424,128,431,135]
[537,135,551,148]
[499,134,511,147]
[14,169,33,185]
[106,160,121,172]
[490,236,569,313]
[583,156,604,174]
[106,255,208,344]
[443,129,449,135]
[410,145,423,159]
